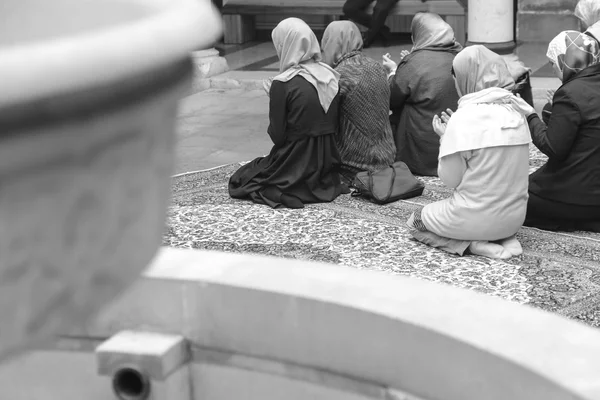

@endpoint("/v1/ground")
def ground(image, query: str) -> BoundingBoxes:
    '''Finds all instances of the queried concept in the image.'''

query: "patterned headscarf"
[321,21,363,67]
[547,30,600,82]
[452,45,515,97]
[272,18,340,113]
[575,0,600,29]
[411,12,462,52]
[546,30,581,77]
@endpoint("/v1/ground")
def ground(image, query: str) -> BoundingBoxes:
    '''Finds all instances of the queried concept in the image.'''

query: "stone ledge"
[79,248,600,400]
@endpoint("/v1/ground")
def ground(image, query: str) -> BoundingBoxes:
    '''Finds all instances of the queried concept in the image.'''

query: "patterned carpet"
[164,146,600,328]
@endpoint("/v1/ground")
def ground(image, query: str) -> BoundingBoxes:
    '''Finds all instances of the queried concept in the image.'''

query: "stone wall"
[517,0,580,42]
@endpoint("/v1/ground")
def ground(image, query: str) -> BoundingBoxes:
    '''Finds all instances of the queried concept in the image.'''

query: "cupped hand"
[432,114,447,137]
[382,53,398,74]
[441,108,454,124]
[512,94,536,116]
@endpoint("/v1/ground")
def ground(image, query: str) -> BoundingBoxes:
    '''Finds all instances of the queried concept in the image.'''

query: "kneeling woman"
[407,46,533,259]
[228,18,348,208]
[320,21,396,181]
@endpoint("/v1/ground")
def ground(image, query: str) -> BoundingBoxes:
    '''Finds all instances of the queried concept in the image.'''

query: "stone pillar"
[190,48,230,93]
[467,0,515,54]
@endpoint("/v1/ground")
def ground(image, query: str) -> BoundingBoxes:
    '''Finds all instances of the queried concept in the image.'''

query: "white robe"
[421,88,531,241]
[421,145,529,241]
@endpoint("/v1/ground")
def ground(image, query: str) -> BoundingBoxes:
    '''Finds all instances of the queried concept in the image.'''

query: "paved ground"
[174,88,271,174]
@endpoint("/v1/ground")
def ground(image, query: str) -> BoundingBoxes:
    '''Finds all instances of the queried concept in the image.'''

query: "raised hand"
[382,53,397,74]
[441,108,454,124]
[399,50,410,61]
[432,114,447,137]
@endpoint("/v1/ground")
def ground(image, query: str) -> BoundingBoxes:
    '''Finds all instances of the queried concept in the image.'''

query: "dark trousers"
[524,191,600,232]
[343,0,399,41]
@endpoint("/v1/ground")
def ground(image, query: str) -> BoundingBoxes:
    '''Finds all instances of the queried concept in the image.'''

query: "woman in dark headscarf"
[228,18,348,209]
[321,21,395,182]
[382,12,462,176]
[524,30,600,232]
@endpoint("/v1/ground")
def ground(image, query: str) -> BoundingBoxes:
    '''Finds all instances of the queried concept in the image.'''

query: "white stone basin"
[0,0,222,361]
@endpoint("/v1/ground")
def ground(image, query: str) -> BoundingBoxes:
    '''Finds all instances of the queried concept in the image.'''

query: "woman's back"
[390,49,459,175]
[422,105,530,241]
[276,76,339,141]
[529,64,600,205]
[335,53,395,174]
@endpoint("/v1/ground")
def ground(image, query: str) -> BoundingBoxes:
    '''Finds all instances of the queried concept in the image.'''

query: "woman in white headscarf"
[382,12,462,176]
[229,18,348,209]
[406,45,534,259]
[320,21,395,181]
[575,0,600,38]
[542,30,600,120]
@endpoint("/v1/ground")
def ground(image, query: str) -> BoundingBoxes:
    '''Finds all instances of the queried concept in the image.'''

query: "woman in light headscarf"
[524,31,600,232]
[320,21,395,181]
[229,18,348,209]
[575,0,600,39]
[406,45,534,259]
[382,12,462,176]
[541,30,595,122]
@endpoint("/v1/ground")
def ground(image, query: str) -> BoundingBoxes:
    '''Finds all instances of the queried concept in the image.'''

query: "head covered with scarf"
[575,0,600,29]
[411,12,463,53]
[271,17,340,113]
[321,21,363,67]
[440,45,533,158]
[546,30,600,82]
[452,45,515,97]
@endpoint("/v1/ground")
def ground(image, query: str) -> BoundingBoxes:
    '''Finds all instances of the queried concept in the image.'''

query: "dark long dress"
[389,49,459,176]
[228,76,348,208]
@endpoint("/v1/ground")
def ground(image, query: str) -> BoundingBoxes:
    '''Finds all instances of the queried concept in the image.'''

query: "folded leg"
[411,230,471,256]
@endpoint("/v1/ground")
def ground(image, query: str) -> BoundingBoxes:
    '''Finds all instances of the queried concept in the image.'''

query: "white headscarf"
[439,45,532,159]
[546,30,600,81]
[546,30,581,71]
[271,18,340,113]
[575,0,600,29]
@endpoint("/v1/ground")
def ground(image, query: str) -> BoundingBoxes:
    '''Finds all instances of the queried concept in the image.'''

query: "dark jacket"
[527,63,600,206]
[389,49,459,176]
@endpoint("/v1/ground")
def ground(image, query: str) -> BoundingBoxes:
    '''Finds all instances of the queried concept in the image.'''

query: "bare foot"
[469,241,512,259]
[498,236,523,256]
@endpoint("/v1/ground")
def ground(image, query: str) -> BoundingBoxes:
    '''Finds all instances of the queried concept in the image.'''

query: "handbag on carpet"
[350,161,424,204]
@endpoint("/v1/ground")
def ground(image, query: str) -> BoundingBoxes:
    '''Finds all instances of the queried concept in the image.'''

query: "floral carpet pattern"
[164,146,600,328]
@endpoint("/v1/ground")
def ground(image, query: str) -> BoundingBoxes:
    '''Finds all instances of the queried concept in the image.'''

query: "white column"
[468,0,515,53]
[190,48,229,93]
